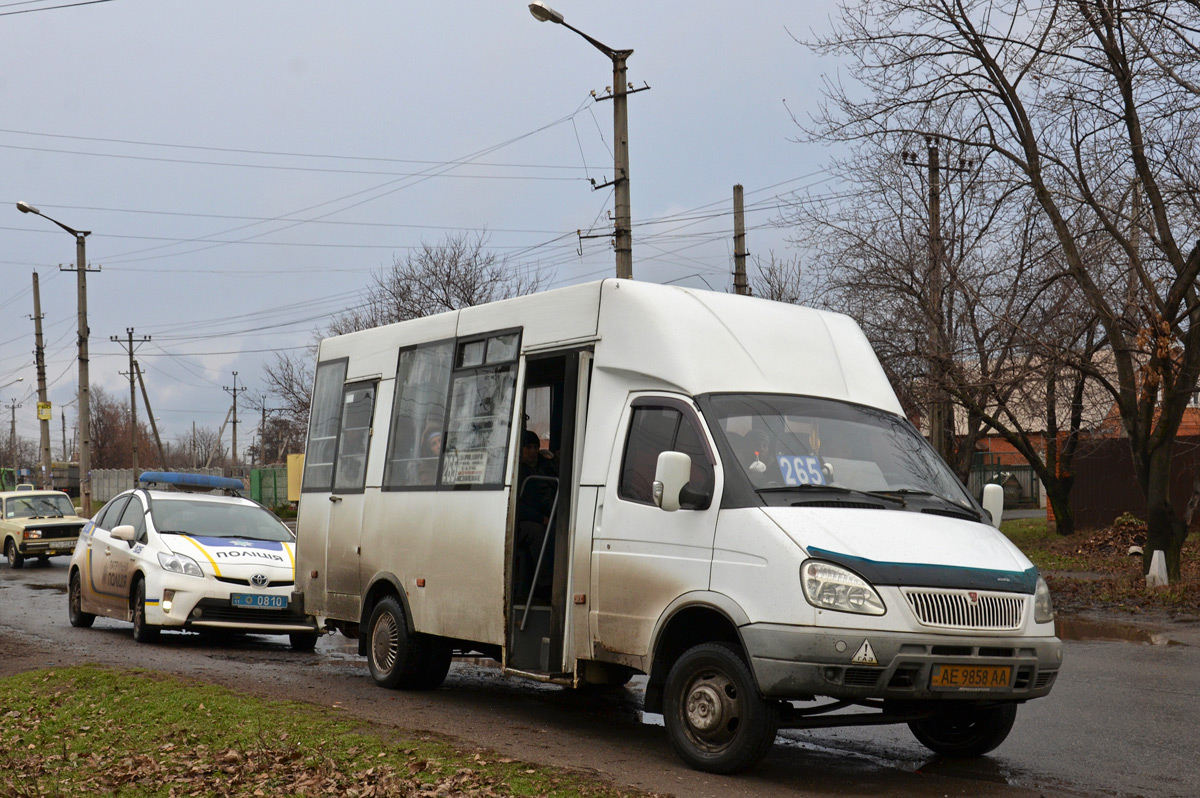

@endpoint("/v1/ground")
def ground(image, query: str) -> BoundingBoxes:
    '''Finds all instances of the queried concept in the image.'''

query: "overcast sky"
[1,0,844,458]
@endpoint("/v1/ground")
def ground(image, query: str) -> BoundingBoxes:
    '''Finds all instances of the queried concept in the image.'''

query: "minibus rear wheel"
[367,595,448,690]
[663,642,779,773]
[908,702,1017,756]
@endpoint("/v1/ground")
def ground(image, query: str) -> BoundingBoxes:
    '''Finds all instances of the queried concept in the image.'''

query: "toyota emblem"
[251,573,268,587]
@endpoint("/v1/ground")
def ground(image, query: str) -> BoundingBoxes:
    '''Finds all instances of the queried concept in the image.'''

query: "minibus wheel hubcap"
[373,613,399,671]
[684,671,738,743]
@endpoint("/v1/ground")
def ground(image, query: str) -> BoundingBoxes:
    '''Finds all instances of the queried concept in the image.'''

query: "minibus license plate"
[231,594,287,610]
[930,664,1011,689]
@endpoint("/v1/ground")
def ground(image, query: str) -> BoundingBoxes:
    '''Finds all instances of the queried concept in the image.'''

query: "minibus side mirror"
[653,451,694,512]
[981,483,1004,528]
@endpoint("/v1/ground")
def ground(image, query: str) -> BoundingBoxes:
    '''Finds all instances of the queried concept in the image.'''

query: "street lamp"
[529,1,636,280]
[16,201,95,515]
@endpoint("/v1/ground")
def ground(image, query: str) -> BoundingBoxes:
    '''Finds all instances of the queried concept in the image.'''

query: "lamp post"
[16,201,94,515]
[529,1,635,280]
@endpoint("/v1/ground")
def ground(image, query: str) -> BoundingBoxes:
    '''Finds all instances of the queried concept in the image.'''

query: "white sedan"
[67,480,320,650]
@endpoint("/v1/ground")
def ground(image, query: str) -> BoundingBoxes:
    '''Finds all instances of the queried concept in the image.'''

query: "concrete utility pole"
[31,273,53,488]
[17,202,98,515]
[529,2,646,280]
[733,184,750,296]
[111,328,150,475]
[8,398,21,473]
[223,372,245,471]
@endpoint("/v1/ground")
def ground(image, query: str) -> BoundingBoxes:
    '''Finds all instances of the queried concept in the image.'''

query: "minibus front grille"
[902,588,1025,630]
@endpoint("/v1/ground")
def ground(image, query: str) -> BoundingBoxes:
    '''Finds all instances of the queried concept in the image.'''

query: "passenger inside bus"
[515,429,557,602]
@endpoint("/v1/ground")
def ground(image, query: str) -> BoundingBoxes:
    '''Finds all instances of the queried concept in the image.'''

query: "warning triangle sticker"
[851,639,878,665]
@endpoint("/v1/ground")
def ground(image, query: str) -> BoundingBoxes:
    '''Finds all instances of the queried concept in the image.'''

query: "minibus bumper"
[741,622,1063,701]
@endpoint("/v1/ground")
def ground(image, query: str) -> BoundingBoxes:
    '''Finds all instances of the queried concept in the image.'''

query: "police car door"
[83,495,132,618]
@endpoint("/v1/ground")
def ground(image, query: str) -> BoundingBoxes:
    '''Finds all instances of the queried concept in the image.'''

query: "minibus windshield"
[707,394,977,514]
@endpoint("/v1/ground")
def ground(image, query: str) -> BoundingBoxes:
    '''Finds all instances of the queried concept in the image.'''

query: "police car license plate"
[930,664,1012,689]
[231,594,287,610]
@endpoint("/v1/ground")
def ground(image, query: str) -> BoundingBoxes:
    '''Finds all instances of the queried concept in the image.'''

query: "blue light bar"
[137,471,245,491]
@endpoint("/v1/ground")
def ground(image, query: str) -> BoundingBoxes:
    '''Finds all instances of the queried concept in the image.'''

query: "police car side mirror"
[653,451,694,512]
[111,524,136,543]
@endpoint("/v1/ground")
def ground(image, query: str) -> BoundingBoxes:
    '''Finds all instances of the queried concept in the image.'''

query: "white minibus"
[294,279,1061,773]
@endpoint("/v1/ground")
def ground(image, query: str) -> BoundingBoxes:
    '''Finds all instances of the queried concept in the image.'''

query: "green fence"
[250,467,289,508]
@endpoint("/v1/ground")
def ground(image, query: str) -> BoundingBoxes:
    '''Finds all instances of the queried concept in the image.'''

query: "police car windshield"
[151,499,293,542]
[708,394,975,510]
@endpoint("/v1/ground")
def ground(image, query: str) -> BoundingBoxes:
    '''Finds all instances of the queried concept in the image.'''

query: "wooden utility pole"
[903,137,950,461]
[31,273,53,488]
[135,363,166,467]
[733,184,750,295]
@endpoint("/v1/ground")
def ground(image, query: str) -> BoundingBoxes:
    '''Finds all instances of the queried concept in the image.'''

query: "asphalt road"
[3,559,1199,798]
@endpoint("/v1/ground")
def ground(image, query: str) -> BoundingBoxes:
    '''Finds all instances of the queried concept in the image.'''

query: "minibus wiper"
[875,489,983,520]
[757,484,906,507]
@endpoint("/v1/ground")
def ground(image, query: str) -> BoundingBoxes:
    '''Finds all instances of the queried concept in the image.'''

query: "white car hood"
[761,506,1037,591]
[164,534,295,576]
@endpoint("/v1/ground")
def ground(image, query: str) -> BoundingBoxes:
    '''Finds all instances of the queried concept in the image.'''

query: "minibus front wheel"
[663,642,779,773]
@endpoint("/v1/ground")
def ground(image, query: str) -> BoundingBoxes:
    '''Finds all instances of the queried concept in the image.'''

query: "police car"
[67,472,319,650]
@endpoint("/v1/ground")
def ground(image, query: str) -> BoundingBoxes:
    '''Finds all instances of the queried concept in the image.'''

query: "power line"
[0,0,114,16]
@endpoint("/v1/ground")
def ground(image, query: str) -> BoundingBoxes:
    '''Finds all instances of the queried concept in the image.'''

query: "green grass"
[0,665,655,798]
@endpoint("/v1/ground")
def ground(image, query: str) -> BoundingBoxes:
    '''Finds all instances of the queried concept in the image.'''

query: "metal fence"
[968,456,1042,509]
[250,468,289,508]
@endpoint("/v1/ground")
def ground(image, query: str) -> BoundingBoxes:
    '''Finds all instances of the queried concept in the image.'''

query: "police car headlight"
[1034,575,1055,624]
[801,560,886,615]
[158,551,204,578]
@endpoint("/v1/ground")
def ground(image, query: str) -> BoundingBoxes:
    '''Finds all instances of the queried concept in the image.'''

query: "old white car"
[2,489,89,568]
[67,473,319,650]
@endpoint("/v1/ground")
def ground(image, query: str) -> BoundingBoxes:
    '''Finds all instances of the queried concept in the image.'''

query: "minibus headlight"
[800,560,886,616]
[1034,575,1055,624]
[158,551,204,578]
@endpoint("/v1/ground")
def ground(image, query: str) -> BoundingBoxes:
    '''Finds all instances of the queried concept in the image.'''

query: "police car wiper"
[756,484,906,507]
[874,489,983,520]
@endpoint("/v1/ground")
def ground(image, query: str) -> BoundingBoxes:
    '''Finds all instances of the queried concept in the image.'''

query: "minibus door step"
[509,604,552,672]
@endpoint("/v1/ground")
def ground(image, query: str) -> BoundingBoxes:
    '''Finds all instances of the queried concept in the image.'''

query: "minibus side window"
[302,359,349,492]
[443,370,515,486]
[440,332,520,488]
[332,384,376,493]
[619,406,714,510]
[383,341,454,489]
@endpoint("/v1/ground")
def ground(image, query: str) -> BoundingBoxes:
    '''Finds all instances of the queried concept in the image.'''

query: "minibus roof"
[316,279,903,416]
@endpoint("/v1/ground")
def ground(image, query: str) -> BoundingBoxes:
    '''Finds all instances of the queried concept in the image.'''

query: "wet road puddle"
[27,582,67,594]
[1056,615,1183,645]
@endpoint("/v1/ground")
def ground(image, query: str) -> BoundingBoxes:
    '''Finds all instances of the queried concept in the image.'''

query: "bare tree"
[751,252,808,305]
[783,132,1105,533]
[804,0,1200,579]
[265,232,549,432]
